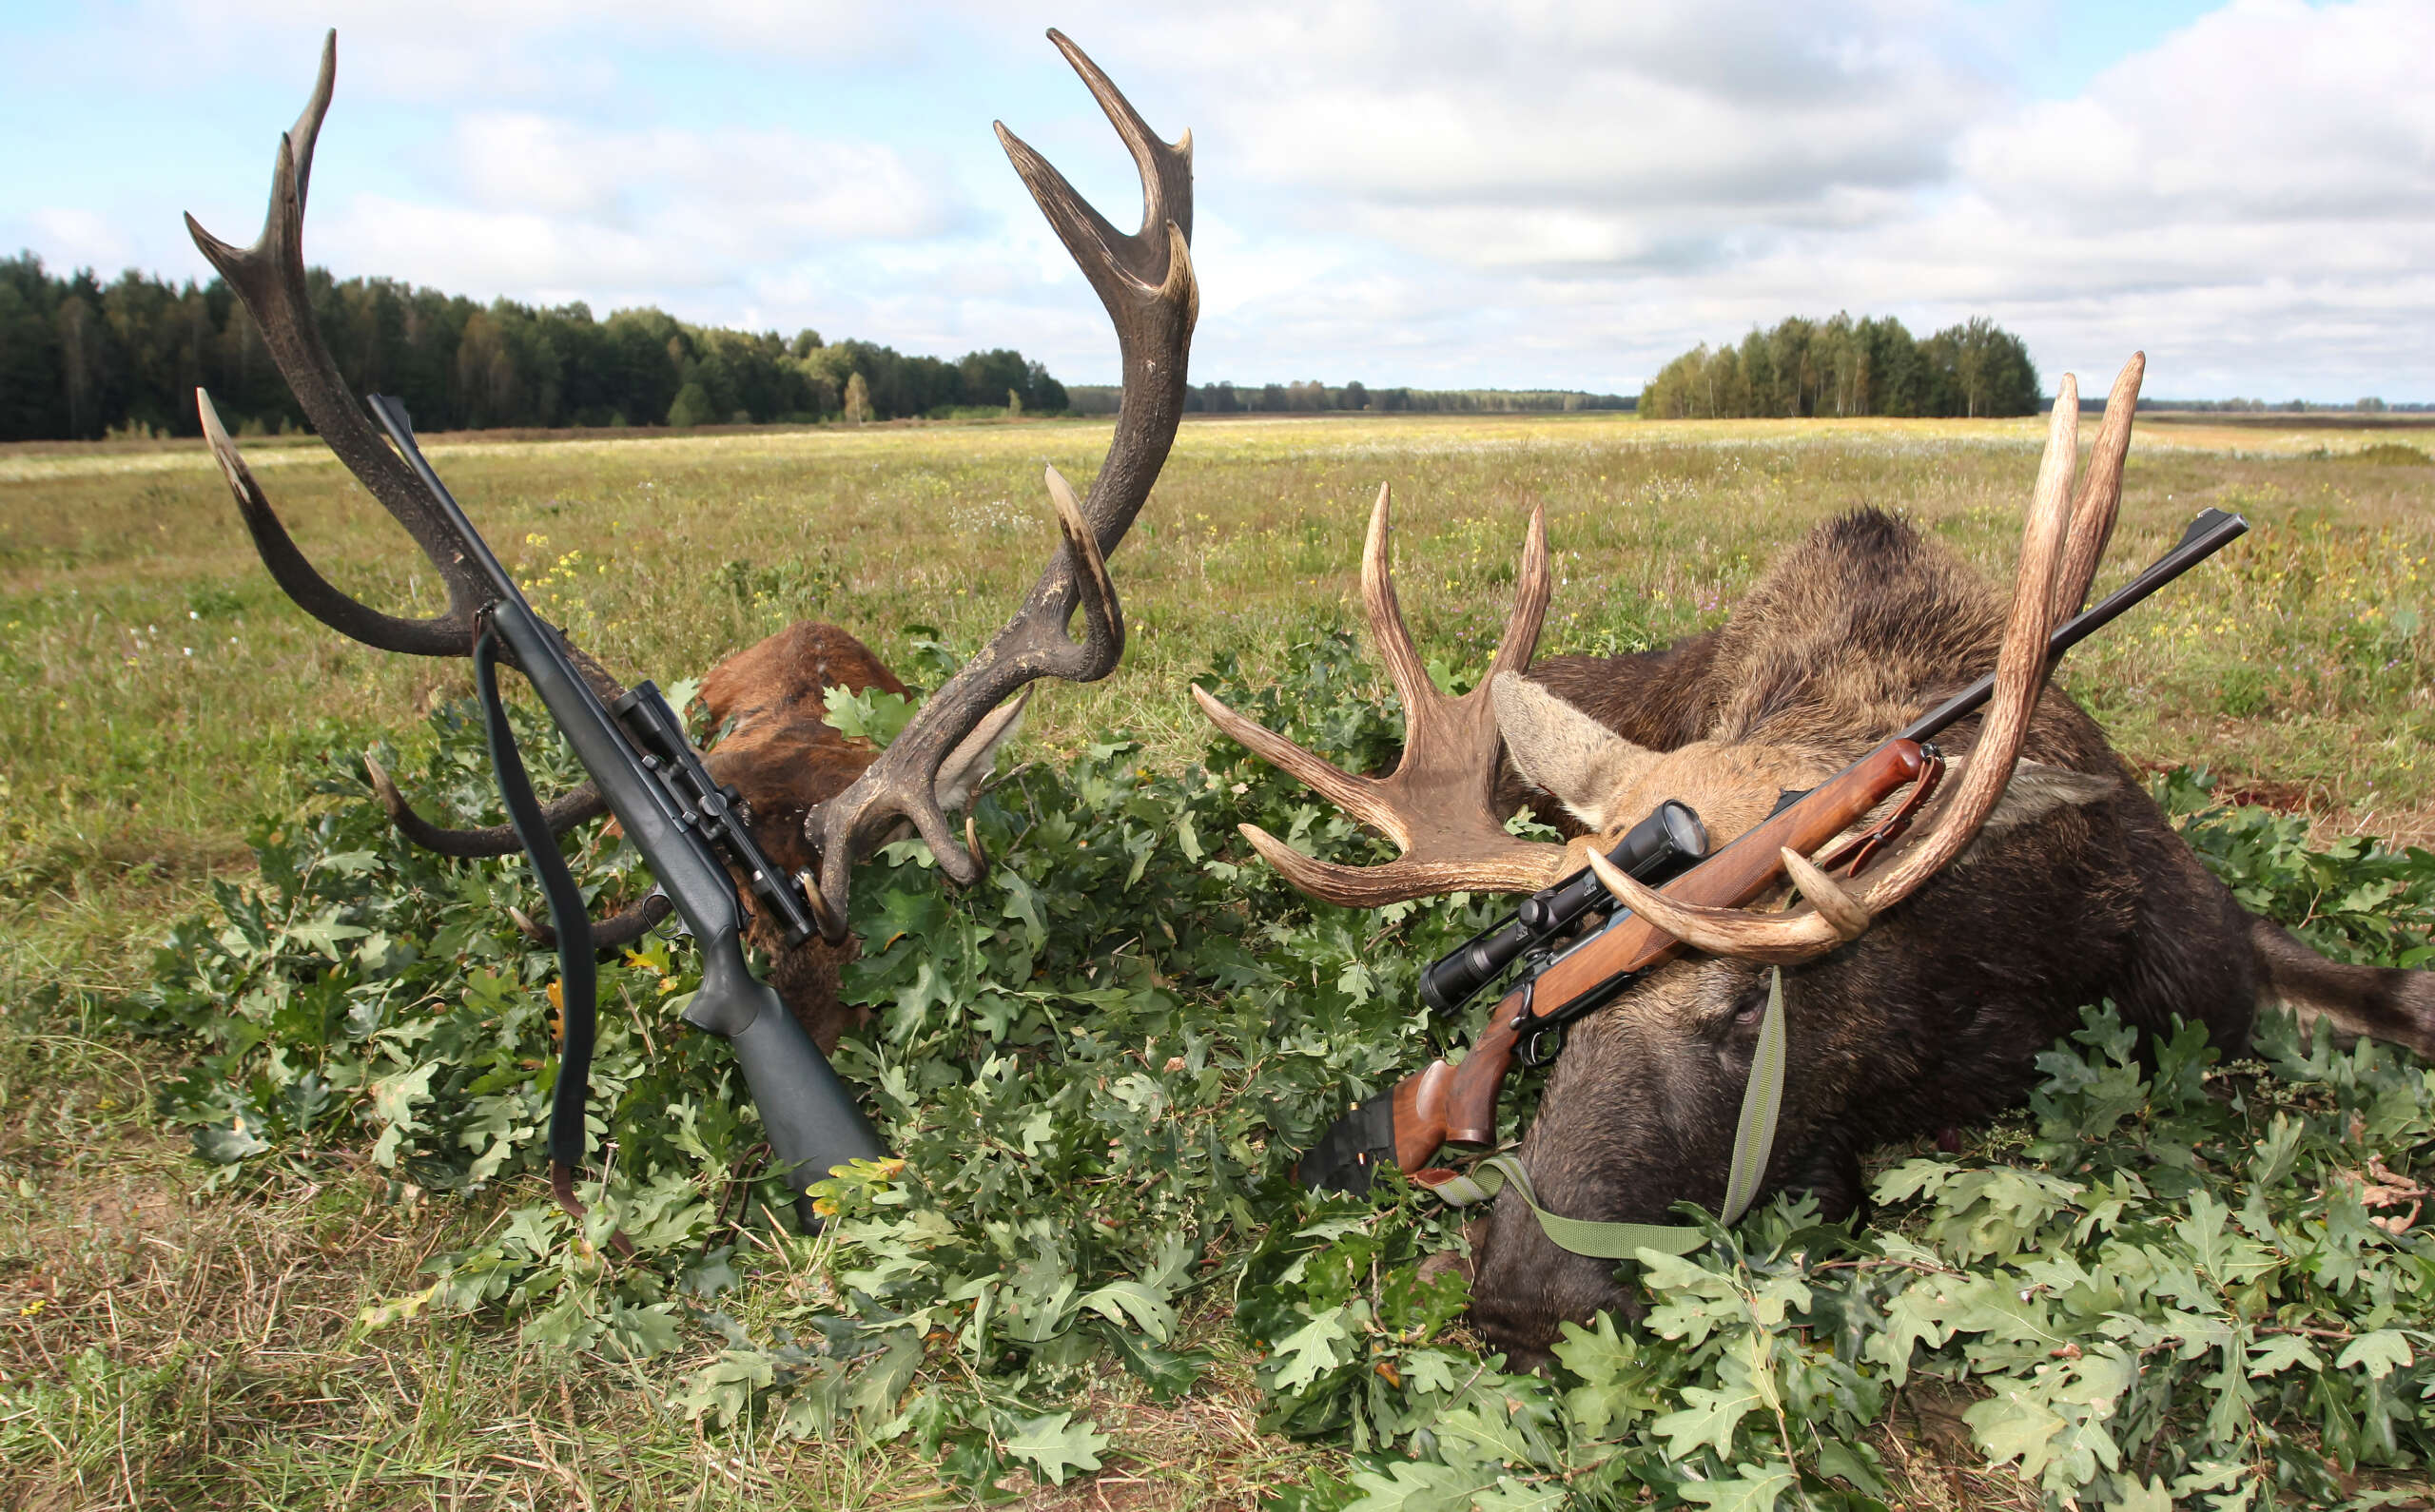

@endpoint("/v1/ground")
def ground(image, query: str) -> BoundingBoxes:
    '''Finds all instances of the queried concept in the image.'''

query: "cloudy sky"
[7,1,2428,401]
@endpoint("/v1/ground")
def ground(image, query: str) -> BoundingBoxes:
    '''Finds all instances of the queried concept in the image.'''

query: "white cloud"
[26,209,133,272]
[1961,0,2435,228]
[1043,0,1994,265]
[299,120,959,304]
[446,114,956,242]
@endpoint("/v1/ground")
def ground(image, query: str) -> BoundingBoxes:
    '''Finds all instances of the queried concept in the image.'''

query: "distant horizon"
[15,241,2432,417]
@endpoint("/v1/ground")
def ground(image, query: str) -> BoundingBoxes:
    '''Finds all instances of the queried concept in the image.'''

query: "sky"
[5,0,2429,402]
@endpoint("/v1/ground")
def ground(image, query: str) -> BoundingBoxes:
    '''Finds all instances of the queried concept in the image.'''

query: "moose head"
[1200,366,2435,1364]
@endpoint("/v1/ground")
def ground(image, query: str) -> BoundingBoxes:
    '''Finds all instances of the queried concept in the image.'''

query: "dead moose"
[185,29,1196,1049]
[1199,364,2435,1365]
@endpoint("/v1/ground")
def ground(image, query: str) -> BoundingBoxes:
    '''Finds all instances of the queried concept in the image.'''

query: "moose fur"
[1468,508,2435,1366]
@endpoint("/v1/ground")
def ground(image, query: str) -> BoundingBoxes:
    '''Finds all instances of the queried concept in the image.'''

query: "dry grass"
[4,410,2433,1506]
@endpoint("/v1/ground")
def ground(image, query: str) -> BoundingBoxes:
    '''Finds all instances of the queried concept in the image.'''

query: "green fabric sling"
[1417,967,1788,1260]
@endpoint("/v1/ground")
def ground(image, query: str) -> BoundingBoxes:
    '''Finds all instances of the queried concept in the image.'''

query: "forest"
[1637,312,2042,419]
[0,254,1069,441]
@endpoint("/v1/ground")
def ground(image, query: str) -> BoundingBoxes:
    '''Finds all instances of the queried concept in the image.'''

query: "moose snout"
[1463,1187,1640,1371]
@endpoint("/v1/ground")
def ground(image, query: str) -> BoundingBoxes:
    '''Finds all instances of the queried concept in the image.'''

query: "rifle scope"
[1418,799,1706,1017]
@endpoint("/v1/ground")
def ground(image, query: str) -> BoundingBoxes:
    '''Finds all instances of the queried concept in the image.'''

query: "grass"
[4,408,2433,1507]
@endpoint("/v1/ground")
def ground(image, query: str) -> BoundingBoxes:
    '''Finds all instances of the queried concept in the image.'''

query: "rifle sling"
[1420,967,1788,1260]
[474,627,600,1182]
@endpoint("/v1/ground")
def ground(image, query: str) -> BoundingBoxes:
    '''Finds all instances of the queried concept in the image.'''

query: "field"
[4,409,2433,1508]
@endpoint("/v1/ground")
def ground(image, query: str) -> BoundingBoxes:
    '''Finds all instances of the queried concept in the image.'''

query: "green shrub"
[111,643,2435,1507]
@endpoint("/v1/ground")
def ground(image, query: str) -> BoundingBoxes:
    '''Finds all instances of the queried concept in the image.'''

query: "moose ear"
[1490,672,1661,832]
[1978,760,2117,839]
[933,688,1030,813]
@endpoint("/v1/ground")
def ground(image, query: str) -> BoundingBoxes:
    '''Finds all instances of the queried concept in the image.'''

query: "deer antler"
[186,33,624,848]
[363,757,605,858]
[188,33,492,662]
[806,29,1197,933]
[1193,485,1569,907]
[1587,361,2144,963]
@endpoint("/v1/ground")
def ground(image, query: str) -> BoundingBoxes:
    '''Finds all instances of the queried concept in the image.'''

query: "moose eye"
[1727,983,1769,1029]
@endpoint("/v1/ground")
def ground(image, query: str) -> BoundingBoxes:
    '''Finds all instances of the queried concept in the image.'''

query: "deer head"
[189,30,1194,963]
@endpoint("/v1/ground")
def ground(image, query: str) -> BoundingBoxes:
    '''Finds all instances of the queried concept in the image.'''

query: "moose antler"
[1192,485,1568,907]
[1585,361,2144,963]
[188,30,622,861]
[806,29,1198,933]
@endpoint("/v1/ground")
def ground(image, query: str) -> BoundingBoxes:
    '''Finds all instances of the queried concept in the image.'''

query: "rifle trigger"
[1504,975,1536,1034]
[1519,1021,1567,1069]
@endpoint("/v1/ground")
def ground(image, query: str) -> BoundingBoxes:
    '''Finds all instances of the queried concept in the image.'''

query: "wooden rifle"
[1296,505,2250,1193]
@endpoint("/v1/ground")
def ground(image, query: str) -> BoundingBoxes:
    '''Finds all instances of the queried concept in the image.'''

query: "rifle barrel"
[1897,508,2246,746]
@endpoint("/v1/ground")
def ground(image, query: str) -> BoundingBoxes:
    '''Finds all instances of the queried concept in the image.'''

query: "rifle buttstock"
[1442,1014,1521,1149]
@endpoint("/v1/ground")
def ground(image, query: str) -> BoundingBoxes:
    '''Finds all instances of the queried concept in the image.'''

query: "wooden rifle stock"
[1400,739,1929,1166]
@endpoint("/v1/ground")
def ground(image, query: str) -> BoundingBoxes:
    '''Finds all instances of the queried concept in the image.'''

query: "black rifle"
[367,396,882,1231]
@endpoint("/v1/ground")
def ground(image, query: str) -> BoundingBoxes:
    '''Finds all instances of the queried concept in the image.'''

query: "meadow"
[3,409,2433,1508]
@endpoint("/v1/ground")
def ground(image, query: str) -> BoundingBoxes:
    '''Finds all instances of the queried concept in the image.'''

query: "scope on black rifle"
[611,681,819,947]
[1418,799,1707,1017]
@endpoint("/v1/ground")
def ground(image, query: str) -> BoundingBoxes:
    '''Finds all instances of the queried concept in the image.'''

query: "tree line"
[2145,397,2431,415]
[1638,313,2042,420]
[1065,381,1634,416]
[0,254,1070,442]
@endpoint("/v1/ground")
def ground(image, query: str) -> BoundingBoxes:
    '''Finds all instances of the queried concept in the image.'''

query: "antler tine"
[512,891,672,950]
[1016,28,1194,280]
[1591,376,2094,962]
[1191,684,1409,840]
[1043,464,1122,674]
[185,30,490,656]
[1843,375,2079,913]
[993,28,1198,546]
[1194,494,1571,910]
[364,755,605,859]
[1354,488,1550,709]
[1236,823,1564,910]
[1488,503,1553,680]
[808,31,1198,935]
[197,396,477,657]
[1360,484,1436,717]
[2052,352,2143,622]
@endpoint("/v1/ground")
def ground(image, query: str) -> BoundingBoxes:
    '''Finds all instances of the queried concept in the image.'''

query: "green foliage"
[819,684,915,746]
[2156,767,2435,969]
[112,638,2435,1506]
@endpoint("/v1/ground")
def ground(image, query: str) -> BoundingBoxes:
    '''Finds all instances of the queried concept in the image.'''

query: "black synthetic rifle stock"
[366,396,882,1228]
[1298,506,2250,1195]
